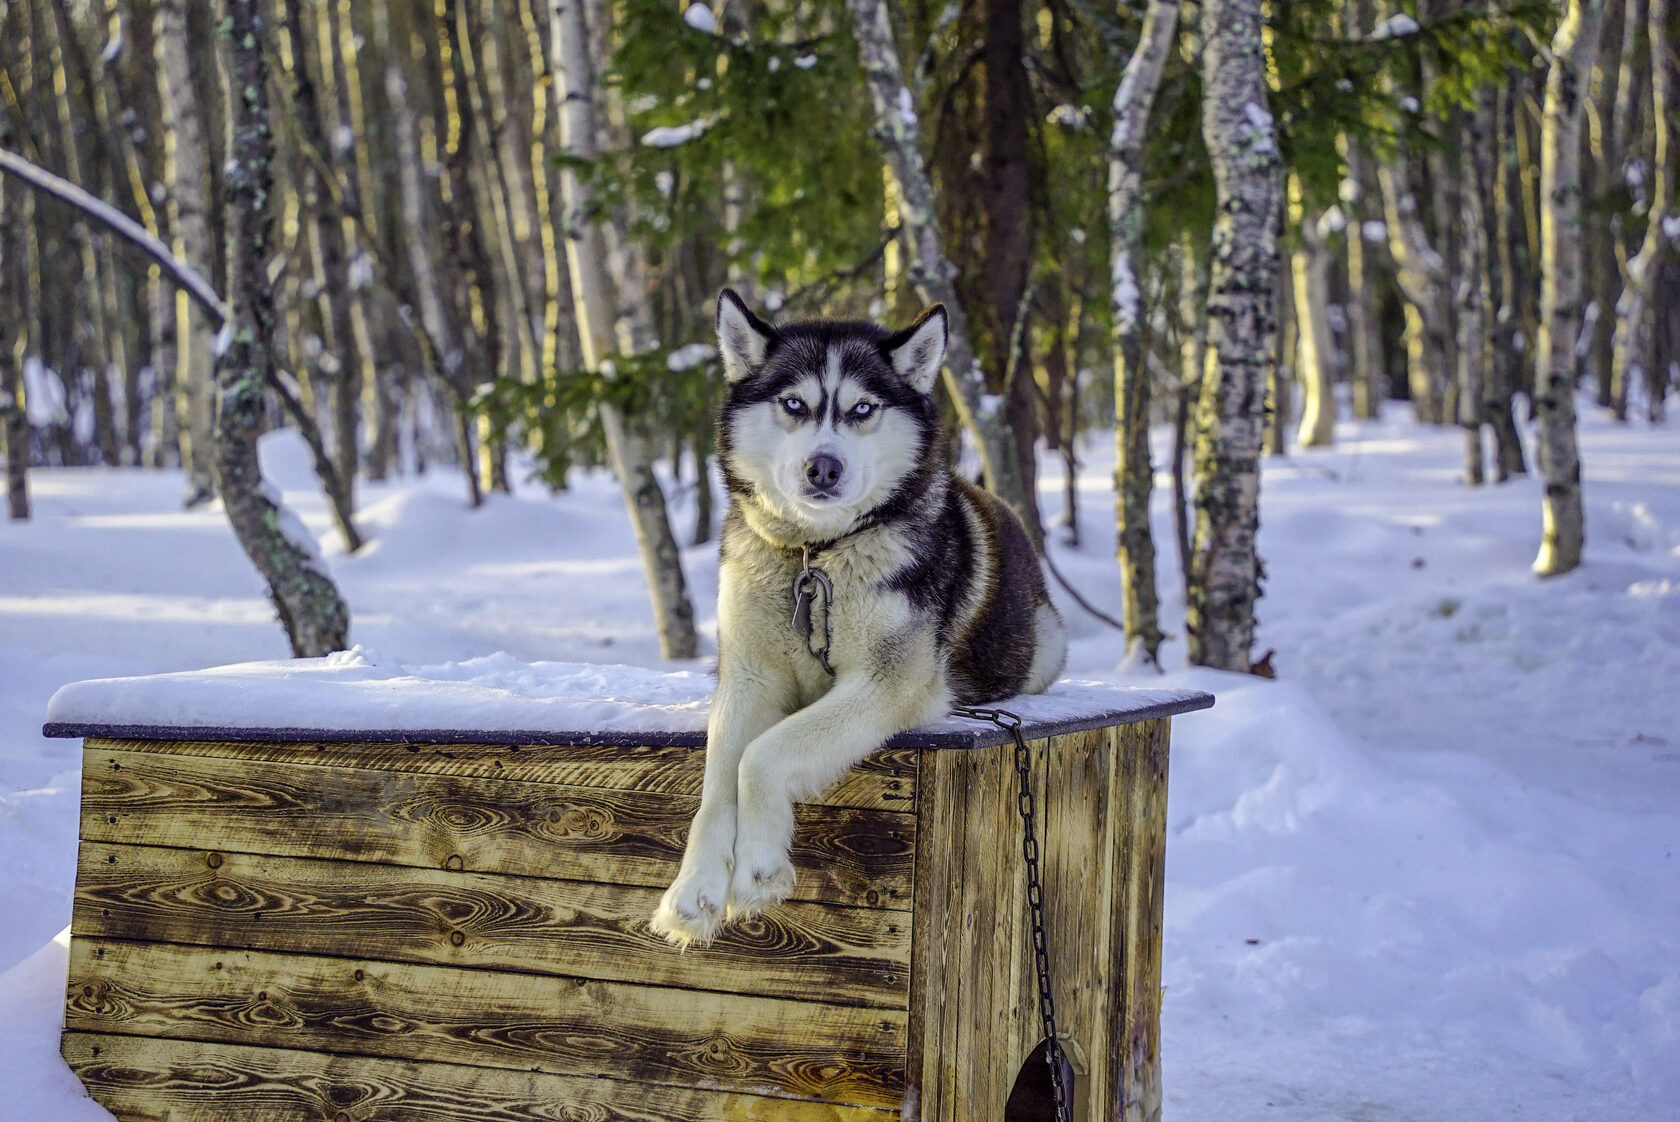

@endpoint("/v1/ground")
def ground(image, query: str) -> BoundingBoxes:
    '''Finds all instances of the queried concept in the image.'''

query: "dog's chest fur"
[717,504,923,709]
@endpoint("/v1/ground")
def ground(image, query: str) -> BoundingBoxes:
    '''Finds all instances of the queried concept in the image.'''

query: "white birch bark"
[1534,0,1607,576]
[154,0,217,504]
[1378,157,1452,424]
[1457,94,1495,485]
[1610,0,1672,422]
[844,0,1032,526]
[1186,0,1282,672]
[1110,0,1181,667]
[1290,175,1336,448]
[218,0,351,656]
[551,0,698,661]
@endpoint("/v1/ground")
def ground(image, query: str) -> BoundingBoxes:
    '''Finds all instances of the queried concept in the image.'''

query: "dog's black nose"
[805,453,844,491]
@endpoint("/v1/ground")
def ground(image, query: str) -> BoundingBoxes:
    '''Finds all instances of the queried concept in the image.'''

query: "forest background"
[1,0,1674,674]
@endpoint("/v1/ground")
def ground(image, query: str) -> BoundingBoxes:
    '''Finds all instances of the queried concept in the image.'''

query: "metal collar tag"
[790,544,835,675]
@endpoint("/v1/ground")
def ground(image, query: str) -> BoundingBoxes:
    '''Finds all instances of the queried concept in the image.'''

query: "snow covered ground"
[2,407,1676,1120]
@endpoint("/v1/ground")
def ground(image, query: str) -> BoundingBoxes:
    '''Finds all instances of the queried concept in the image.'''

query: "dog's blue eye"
[781,398,807,416]
[850,401,876,419]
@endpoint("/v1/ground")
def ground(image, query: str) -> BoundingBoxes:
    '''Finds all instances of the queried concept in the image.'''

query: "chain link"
[953,705,1070,1122]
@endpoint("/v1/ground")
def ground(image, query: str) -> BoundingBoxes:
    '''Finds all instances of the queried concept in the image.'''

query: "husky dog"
[649,290,1067,947]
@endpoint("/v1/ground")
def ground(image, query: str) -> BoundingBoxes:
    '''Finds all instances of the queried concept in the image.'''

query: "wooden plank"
[61,1031,898,1121]
[81,748,913,910]
[87,738,918,813]
[73,843,911,1010]
[65,939,909,1109]
[1109,719,1169,1122]
[1042,727,1116,1121]
[905,744,966,1122]
[945,741,1032,1122]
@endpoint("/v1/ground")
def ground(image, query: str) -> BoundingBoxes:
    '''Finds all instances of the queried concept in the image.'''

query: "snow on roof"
[44,647,1212,749]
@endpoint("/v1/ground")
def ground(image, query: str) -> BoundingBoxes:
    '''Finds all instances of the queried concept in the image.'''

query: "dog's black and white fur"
[649,290,1066,947]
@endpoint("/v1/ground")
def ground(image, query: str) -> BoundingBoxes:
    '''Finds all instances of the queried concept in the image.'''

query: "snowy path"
[1,409,1675,1119]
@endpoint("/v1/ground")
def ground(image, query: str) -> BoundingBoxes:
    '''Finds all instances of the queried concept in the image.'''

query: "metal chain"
[953,705,1070,1122]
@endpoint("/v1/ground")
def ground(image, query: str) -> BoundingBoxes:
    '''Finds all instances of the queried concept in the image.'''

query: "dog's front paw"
[650,865,731,948]
[725,850,797,920]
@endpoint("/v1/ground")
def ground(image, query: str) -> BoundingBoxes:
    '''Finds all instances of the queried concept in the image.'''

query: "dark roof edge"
[43,692,1214,751]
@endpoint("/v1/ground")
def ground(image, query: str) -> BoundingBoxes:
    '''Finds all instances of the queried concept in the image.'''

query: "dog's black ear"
[883,304,947,395]
[716,288,776,383]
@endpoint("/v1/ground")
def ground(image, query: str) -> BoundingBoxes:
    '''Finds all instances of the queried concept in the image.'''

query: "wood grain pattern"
[61,1032,898,1121]
[86,737,919,813]
[905,739,969,1122]
[73,843,911,1009]
[81,748,914,909]
[1110,719,1169,1122]
[65,939,909,1109]
[1042,727,1117,1122]
[904,725,1171,1122]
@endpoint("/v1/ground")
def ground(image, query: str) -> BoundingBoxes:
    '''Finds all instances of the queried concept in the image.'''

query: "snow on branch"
[0,146,229,325]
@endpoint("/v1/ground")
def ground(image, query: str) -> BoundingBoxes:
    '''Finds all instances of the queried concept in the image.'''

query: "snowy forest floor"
[2,405,1676,1120]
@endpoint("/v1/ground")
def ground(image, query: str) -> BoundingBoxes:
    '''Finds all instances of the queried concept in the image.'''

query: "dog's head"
[714,289,945,541]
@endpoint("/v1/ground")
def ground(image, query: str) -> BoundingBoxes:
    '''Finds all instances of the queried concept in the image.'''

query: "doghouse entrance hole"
[1002,1033,1088,1122]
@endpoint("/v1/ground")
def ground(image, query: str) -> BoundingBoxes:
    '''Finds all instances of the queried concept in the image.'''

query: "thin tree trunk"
[283,0,364,540]
[1343,0,1386,419]
[845,0,1033,531]
[1458,92,1494,486]
[519,0,569,378]
[218,0,351,656]
[1187,0,1282,672]
[1378,157,1452,424]
[1490,75,1530,477]
[1109,0,1179,666]
[1267,249,1295,457]
[1611,0,1671,421]
[1534,0,1607,576]
[1174,230,1208,607]
[1291,174,1336,447]
[551,0,698,661]
[43,1,120,467]
[0,164,27,521]
[983,0,1043,546]
[155,0,217,505]
[319,0,390,481]
[382,0,481,507]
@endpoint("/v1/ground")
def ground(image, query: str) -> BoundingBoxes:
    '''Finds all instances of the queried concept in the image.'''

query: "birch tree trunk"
[1110,0,1180,667]
[1458,93,1498,487]
[1611,0,1671,421]
[381,0,482,508]
[1490,77,1531,478]
[0,164,26,521]
[282,0,365,532]
[1174,231,1208,606]
[1187,0,1282,672]
[43,3,120,467]
[551,0,698,661]
[845,0,1033,531]
[1457,93,1494,486]
[1534,0,1607,576]
[154,0,217,505]
[1291,175,1337,448]
[218,0,351,656]
[1267,251,1295,457]
[1343,0,1386,419]
[1378,157,1452,424]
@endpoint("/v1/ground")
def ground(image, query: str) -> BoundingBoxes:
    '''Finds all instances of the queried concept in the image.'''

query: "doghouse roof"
[44,647,1213,749]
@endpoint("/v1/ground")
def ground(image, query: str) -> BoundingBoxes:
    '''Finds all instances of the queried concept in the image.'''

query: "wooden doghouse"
[47,665,1211,1121]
